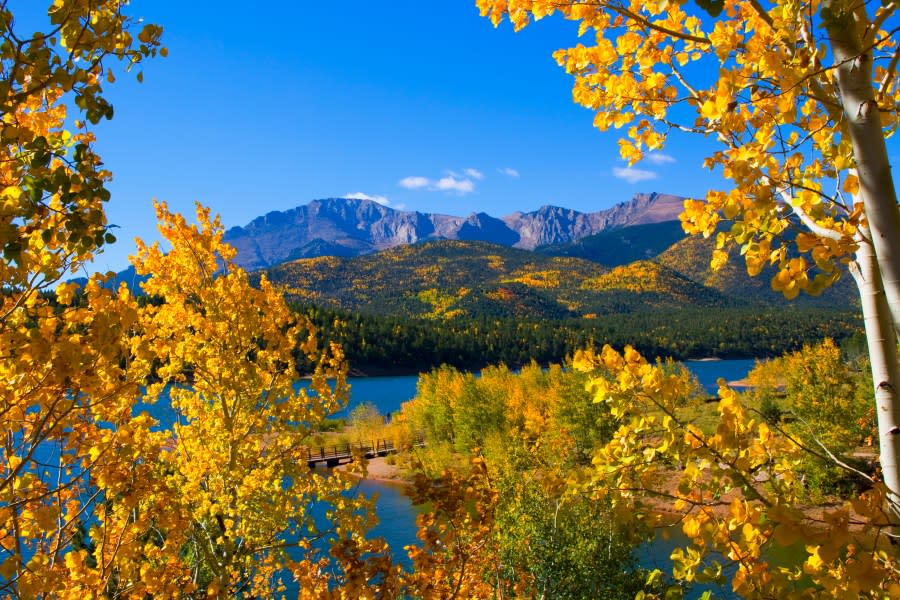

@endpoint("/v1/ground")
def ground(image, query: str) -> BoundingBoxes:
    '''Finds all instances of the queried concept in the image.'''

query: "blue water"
[137,376,421,429]
[321,375,419,419]
[638,528,738,599]
[684,358,757,394]
[355,479,421,566]
[138,359,757,592]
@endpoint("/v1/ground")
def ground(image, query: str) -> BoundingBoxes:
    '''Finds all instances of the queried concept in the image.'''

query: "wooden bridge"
[304,436,422,468]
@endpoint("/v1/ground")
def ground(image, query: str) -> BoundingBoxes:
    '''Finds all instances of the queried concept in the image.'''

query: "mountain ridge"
[261,235,857,320]
[223,193,684,270]
[262,238,741,320]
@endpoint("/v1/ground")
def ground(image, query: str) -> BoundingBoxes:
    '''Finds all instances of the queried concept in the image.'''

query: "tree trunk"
[826,5,900,342]
[826,0,900,524]
[850,233,900,523]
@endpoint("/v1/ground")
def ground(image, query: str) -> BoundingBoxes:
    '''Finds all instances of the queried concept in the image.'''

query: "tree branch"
[578,1,712,46]
[879,44,900,98]
[767,181,847,242]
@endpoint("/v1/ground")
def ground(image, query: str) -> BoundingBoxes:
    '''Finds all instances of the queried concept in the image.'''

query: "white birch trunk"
[824,0,900,521]
[850,234,900,522]
[827,5,900,342]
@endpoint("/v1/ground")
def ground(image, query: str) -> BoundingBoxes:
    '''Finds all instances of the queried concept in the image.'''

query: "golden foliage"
[573,344,899,597]
[2,194,405,595]
[503,268,561,288]
[0,6,409,595]
[477,0,883,298]
[417,287,468,319]
[584,261,665,293]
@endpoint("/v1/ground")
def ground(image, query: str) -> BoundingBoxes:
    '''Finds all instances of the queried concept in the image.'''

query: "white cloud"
[612,166,657,183]
[398,172,476,194]
[464,168,484,180]
[343,192,390,206]
[645,152,676,165]
[435,176,475,193]
[498,167,520,178]
[399,176,430,190]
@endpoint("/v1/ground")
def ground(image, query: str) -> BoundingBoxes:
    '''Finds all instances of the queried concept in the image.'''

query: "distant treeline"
[290,303,863,374]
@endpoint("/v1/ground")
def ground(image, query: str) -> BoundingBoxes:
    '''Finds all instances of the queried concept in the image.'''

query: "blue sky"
[34,1,728,271]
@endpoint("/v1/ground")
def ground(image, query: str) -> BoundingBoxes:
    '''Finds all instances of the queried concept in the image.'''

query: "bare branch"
[766,180,847,241]
[747,0,775,29]
[879,44,900,98]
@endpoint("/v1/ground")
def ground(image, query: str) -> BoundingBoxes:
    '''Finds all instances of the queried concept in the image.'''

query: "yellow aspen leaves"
[573,342,900,597]
[480,0,879,301]
[0,4,410,596]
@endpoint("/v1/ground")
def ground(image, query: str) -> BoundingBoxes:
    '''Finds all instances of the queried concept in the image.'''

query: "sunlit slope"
[264,240,736,319]
[655,235,858,308]
[536,221,688,266]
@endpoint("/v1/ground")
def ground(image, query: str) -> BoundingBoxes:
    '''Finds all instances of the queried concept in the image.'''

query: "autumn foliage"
[477,0,887,298]
[4,192,396,596]
[572,345,899,597]
[400,362,678,597]
[0,4,393,597]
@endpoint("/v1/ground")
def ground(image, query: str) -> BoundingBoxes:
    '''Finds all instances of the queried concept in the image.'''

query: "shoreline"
[316,355,770,379]
[347,365,425,378]
[337,456,405,484]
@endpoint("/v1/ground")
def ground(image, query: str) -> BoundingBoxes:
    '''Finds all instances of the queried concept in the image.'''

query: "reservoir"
[328,357,758,419]
[143,358,757,596]
[331,358,756,598]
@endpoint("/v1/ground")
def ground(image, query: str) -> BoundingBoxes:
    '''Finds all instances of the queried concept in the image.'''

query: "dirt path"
[337,456,403,482]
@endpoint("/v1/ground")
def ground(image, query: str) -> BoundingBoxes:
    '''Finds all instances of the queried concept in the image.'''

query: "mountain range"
[82,194,857,320]
[263,239,740,320]
[223,193,684,270]
[230,196,854,320]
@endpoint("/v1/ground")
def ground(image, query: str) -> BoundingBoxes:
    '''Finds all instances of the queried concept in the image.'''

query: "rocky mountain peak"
[222,193,686,270]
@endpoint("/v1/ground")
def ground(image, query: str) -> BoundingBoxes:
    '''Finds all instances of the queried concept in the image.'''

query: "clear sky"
[42,1,733,271]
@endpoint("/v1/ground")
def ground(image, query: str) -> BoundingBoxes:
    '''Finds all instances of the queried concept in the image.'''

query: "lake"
[143,358,758,595]
[324,357,759,420]
[684,358,757,393]
[338,358,756,598]
[327,374,420,418]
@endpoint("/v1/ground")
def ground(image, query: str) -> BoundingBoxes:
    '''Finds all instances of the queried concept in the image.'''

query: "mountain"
[223,193,684,270]
[655,235,858,307]
[263,239,736,320]
[501,193,683,250]
[68,265,148,295]
[536,220,688,267]
[223,199,432,270]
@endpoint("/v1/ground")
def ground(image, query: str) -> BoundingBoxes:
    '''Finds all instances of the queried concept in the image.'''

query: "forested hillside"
[265,236,855,320]
[293,303,861,372]
[536,220,688,265]
[656,235,858,307]
[264,239,737,319]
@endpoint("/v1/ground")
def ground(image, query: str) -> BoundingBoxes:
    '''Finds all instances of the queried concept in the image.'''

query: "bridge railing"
[303,434,424,464]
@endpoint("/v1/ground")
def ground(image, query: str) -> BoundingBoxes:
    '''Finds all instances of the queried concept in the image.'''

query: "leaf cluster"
[572,343,900,597]
[400,362,662,597]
